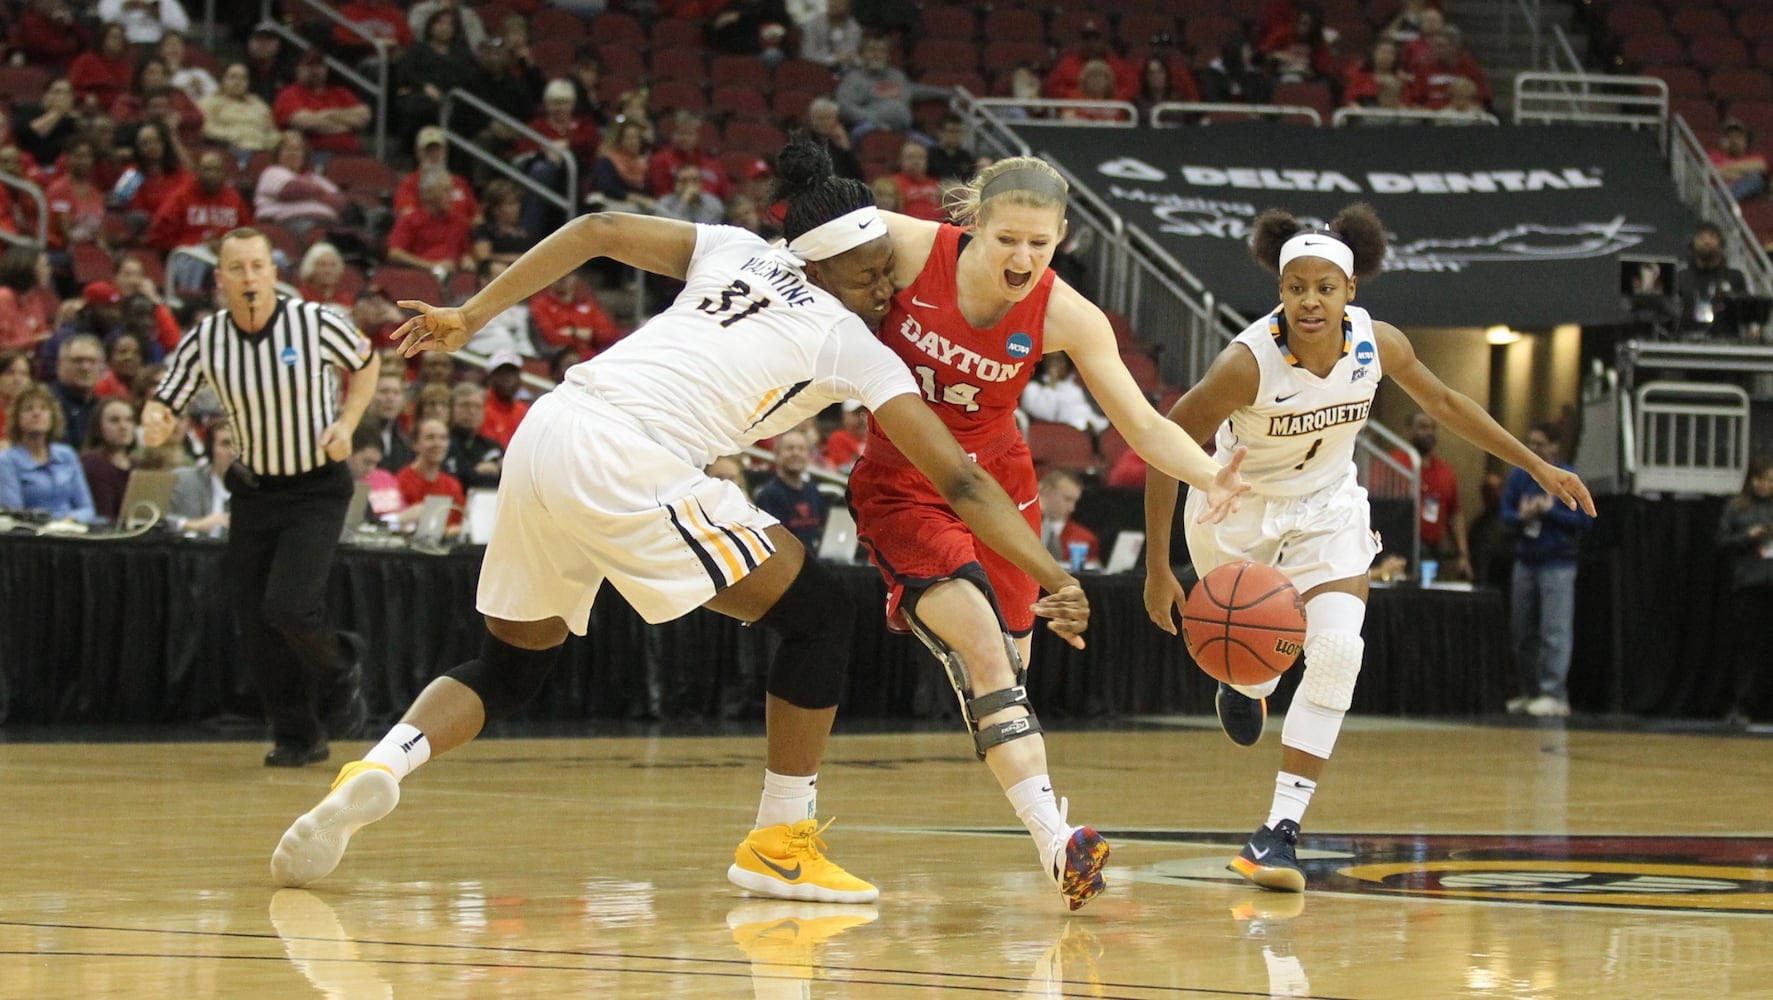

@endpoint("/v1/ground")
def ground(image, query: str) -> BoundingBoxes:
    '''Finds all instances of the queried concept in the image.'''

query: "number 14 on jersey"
[913,365,982,413]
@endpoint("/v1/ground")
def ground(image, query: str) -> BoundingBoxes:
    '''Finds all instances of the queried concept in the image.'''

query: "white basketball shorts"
[1183,466,1382,595]
[475,389,779,633]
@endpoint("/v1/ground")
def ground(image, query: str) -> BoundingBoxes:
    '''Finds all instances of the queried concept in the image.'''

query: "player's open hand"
[1143,567,1187,635]
[1533,462,1597,517]
[392,300,473,357]
[1196,446,1251,524]
[1033,582,1089,649]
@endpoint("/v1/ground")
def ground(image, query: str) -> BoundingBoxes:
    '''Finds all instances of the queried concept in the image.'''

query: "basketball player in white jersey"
[270,138,1092,904]
[1143,204,1594,892]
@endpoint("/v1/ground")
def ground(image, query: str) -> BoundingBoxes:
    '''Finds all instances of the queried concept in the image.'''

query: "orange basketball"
[1181,562,1307,686]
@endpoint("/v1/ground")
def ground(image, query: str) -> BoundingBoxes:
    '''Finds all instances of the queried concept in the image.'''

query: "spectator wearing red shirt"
[385,169,474,274]
[889,141,944,222]
[1710,120,1768,202]
[395,416,465,529]
[517,78,602,233]
[146,150,250,254]
[113,253,182,353]
[1343,37,1413,107]
[16,0,92,72]
[530,272,621,355]
[478,351,530,449]
[110,61,205,138]
[1258,6,1336,83]
[68,22,136,113]
[43,138,106,253]
[646,110,730,201]
[273,51,372,155]
[1400,9,1447,72]
[393,125,479,225]
[822,400,868,472]
[1387,412,1470,579]
[1404,26,1490,110]
[1045,21,1138,102]
[333,0,414,51]
[117,120,191,217]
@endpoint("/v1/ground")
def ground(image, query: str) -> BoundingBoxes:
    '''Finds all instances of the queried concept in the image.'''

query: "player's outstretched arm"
[1377,323,1597,516]
[1045,286,1248,516]
[1142,345,1259,633]
[391,213,702,355]
[871,393,1089,648]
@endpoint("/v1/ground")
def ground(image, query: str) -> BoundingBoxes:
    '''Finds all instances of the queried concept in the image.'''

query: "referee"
[144,228,381,767]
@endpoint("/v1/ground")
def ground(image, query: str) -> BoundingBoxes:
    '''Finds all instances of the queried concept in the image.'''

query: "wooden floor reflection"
[2,719,1770,998]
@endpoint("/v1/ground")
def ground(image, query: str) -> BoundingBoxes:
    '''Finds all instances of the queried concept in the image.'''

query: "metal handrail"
[1667,115,1773,298]
[970,97,1140,126]
[439,88,576,217]
[0,171,47,248]
[256,2,389,159]
[1512,71,1668,147]
[1149,101,1324,127]
[1502,0,1544,72]
[1331,107,1501,126]
[1547,23,1585,74]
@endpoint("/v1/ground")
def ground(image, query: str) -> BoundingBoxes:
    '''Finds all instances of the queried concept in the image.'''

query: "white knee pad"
[1297,631,1364,712]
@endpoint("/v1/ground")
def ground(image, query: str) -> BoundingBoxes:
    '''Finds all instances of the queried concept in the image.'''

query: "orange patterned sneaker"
[271,761,399,888]
[1048,824,1111,911]
[727,818,880,903]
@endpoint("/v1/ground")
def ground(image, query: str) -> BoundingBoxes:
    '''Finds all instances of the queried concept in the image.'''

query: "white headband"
[1278,232,1354,279]
[787,206,884,262]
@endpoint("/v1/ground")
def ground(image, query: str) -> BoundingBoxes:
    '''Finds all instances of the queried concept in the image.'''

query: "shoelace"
[786,817,838,858]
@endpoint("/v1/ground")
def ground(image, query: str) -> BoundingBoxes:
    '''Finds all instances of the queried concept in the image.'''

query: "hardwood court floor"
[2,719,1770,998]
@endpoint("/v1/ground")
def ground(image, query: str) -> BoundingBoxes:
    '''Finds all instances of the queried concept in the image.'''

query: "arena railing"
[0,171,46,248]
[1148,102,1323,127]
[1511,71,1668,147]
[1668,116,1773,298]
[255,2,390,160]
[438,89,576,224]
[1330,107,1501,126]
[967,98,1141,127]
[1631,381,1752,496]
[1546,23,1585,75]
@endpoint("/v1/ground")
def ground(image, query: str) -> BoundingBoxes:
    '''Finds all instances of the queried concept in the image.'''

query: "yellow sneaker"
[271,761,399,888]
[726,900,878,982]
[726,818,880,903]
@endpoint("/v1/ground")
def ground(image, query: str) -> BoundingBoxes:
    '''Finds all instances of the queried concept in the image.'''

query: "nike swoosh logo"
[1040,786,1052,793]
[1017,497,1038,510]
[858,219,872,229]
[1251,845,1271,860]
[1274,392,1300,404]
[912,295,935,309]
[749,848,802,881]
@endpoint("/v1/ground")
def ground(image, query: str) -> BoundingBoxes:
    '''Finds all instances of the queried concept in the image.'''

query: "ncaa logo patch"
[1005,332,1034,358]
[1354,341,1376,364]
[279,346,299,367]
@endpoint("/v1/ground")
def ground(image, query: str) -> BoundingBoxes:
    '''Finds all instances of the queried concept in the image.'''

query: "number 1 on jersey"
[1294,437,1323,470]
[913,365,983,413]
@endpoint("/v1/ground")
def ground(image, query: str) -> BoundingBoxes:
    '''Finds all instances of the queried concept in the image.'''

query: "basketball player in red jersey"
[849,155,1249,909]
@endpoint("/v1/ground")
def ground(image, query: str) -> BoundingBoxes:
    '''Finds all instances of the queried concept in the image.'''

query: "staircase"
[1439,0,1590,116]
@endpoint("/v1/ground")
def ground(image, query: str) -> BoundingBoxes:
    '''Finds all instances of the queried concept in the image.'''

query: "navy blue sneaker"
[1230,820,1305,893]
[1216,682,1266,747]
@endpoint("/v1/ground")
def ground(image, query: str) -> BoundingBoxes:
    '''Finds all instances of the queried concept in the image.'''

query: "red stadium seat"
[0,66,49,106]
[371,265,443,305]
[530,39,578,79]
[770,87,820,123]
[1741,197,1773,247]
[1118,13,1178,51]
[1273,81,1333,124]
[711,55,771,89]
[325,156,393,196]
[1049,10,1101,45]
[1671,96,1723,132]
[650,46,707,81]
[1026,420,1097,473]
[1690,36,1752,72]
[724,120,785,156]
[1739,9,1773,41]
[1672,7,1733,40]
[1097,426,1132,471]
[1726,99,1773,137]
[1619,32,1688,69]
[775,59,837,94]
[711,84,769,119]
[1184,14,1244,55]
[920,5,978,41]
[981,40,1052,76]
[989,8,1047,44]
[911,38,980,76]
[650,80,708,116]
[650,17,703,49]
[1120,350,1163,398]
[585,12,638,47]
[856,130,909,169]
[1644,66,1708,100]
[1710,67,1773,103]
[594,42,646,82]
[71,244,114,286]
[1605,3,1667,38]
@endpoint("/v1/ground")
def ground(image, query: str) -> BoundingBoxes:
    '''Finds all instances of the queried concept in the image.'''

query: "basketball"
[1181,562,1307,686]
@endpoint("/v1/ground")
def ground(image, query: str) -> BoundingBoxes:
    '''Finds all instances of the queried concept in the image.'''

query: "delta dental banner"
[1025,124,1698,328]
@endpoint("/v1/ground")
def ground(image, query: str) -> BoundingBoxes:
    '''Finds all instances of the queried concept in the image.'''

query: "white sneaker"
[272,761,400,888]
[1505,696,1530,714]
[1525,695,1571,718]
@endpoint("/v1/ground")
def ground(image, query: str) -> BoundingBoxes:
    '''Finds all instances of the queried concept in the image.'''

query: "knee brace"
[1297,632,1364,712]
[901,582,1042,759]
[757,557,854,710]
[446,634,561,723]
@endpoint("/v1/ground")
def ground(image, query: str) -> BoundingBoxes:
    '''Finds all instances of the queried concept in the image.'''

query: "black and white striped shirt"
[154,297,372,477]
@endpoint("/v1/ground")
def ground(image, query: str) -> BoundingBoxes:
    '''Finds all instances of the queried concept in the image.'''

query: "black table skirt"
[0,535,1507,727]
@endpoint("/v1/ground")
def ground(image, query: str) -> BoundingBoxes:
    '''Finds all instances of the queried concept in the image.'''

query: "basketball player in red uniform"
[850,155,1249,909]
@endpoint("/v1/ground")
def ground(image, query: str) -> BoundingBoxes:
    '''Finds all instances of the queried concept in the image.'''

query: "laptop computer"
[464,488,499,545]
[1102,531,1145,575]
[816,504,859,564]
[116,469,178,530]
[338,483,370,543]
[409,494,454,553]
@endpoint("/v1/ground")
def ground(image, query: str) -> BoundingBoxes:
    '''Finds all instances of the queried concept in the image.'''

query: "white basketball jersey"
[1212,305,1382,497]
[563,225,917,468]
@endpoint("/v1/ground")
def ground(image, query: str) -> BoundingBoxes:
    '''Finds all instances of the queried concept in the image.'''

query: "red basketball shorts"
[848,440,1041,635]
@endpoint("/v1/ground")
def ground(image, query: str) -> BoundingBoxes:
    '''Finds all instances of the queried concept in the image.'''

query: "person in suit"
[168,420,235,536]
[1037,468,1099,569]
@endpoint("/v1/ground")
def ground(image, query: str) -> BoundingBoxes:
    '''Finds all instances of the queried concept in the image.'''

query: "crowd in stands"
[0,0,1765,534]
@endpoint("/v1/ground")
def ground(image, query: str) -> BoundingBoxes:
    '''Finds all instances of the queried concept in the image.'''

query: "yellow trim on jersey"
[1269,308,1355,369]
[745,389,783,427]
[733,523,771,565]
[677,499,744,583]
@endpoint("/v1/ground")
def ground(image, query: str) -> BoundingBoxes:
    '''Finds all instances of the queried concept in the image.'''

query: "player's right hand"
[392,300,472,356]
[1144,568,1186,635]
[1033,582,1089,650]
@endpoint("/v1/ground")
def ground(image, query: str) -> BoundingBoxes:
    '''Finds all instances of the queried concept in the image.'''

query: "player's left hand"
[1033,582,1089,650]
[1196,446,1251,524]
[392,300,472,356]
[1533,462,1596,516]
[318,421,351,461]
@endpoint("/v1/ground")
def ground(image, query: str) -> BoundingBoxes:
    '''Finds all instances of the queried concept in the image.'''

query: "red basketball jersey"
[865,224,1054,457]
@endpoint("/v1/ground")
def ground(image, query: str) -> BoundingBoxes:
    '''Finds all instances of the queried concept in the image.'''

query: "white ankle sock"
[755,769,817,829]
[1008,774,1068,858]
[362,724,430,781]
[1265,771,1317,829]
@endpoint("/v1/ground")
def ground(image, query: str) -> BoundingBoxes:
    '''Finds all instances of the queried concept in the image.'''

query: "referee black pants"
[224,461,352,747]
